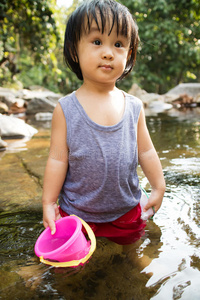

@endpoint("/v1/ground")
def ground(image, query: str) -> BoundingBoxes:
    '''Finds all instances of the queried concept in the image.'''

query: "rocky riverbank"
[0,83,200,150]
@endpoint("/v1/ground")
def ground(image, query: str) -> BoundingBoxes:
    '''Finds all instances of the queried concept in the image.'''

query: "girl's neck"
[75,82,125,127]
[78,81,116,97]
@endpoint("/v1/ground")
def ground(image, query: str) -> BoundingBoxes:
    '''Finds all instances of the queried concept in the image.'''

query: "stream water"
[0,108,199,300]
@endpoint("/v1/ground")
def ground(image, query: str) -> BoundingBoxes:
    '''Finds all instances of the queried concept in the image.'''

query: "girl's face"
[76,18,132,87]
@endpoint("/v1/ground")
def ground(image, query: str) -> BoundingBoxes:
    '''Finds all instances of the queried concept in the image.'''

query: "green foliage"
[0,0,200,94]
[0,0,75,93]
[120,0,200,93]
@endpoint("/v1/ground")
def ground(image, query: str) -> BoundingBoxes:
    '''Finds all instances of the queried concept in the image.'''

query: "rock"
[0,138,7,150]
[9,99,27,114]
[173,93,194,107]
[28,85,51,91]
[164,93,198,108]
[129,83,200,111]
[0,136,45,211]
[21,89,62,102]
[140,93,164,107]
[24,89,62,114]
[0,87,62,115]
[129,83,164,107]
[164,94,181,103]
[0,87,16,94]
[35,112,53,121]
[166,107,200,120]
[0,88,27,111]
[129,83,200,110]
[144,101,173,116]
[0,114,38,138]
[0,89,17,107]
[128,83,147,99]
[166,83,200,97]
[128,83,171,114]
[148,100,173,112]
[26,97,57,114]
[0,102,9,113]
[0,128,8,150]
[194,93,200,104]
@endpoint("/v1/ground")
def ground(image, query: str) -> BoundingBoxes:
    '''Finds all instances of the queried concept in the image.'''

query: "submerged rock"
[0,130,50,211]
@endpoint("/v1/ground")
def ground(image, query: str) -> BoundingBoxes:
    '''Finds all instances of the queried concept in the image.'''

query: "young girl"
[42,0,165,245]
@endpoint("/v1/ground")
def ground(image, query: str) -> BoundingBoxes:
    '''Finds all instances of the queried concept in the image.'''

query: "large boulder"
[166,83,200,97]
[22,89,62,114]
[26,96,57,114]
[0,114,38,138]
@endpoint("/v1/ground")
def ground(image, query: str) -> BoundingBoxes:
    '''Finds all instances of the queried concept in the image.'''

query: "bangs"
[82,3,131,38]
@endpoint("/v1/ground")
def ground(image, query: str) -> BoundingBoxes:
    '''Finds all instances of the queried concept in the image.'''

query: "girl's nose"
[102,48,114,60]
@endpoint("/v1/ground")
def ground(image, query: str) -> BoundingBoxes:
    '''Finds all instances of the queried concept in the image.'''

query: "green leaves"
[120,0,200,93]
[0,0,60,90]
[0,0,200,94]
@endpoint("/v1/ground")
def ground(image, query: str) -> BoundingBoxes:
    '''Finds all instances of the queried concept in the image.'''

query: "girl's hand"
[43,203,61,235]
[143,188,164,214]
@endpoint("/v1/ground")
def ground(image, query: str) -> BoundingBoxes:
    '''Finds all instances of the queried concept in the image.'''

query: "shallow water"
[0,108,200,299]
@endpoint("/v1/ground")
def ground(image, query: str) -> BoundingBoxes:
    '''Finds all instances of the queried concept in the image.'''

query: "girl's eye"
[115,42,123,48]
[93,40,101,46]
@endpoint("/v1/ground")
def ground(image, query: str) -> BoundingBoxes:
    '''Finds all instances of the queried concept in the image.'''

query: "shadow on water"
[0,108,200,299]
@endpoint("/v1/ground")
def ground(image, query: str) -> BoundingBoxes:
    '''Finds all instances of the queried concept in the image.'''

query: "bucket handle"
[39,215,96,268]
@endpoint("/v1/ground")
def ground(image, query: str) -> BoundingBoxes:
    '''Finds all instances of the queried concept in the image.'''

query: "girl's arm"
[42,103,68,234]
[137,106,165,213]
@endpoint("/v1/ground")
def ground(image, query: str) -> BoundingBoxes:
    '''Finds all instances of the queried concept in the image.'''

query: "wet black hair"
[64,0,139,81]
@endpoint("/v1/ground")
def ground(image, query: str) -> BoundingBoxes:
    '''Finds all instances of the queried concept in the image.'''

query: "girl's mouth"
[100,64,113,70]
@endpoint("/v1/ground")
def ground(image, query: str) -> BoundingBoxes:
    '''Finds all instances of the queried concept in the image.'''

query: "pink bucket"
[34,216,93,265]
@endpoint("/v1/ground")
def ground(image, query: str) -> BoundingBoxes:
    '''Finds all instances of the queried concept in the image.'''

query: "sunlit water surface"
[0,108,199,299]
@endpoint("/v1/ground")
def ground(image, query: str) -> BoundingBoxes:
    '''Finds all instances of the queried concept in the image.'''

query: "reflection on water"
[141,110,200,299]
[0,109,200,299]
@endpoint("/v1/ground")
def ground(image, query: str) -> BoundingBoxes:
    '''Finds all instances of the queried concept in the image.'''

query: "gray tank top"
[58,91,142,222]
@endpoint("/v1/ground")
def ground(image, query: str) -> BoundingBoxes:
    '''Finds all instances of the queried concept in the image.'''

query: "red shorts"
[59,204,146,245]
